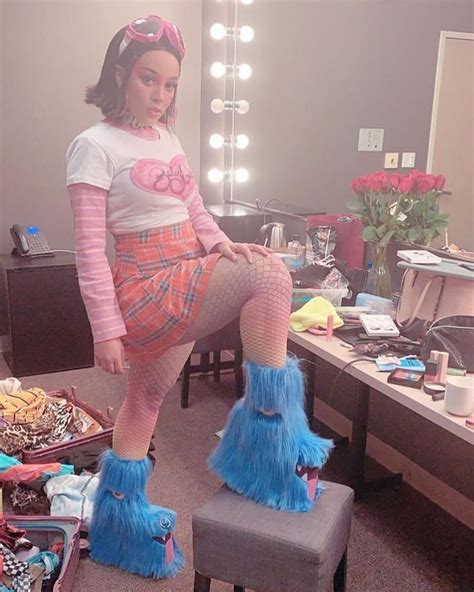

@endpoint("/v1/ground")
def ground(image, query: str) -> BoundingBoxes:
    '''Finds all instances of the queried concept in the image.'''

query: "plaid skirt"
[112,219,221,361]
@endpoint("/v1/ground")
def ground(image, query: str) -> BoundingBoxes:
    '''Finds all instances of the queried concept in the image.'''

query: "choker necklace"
[120,111,154,129]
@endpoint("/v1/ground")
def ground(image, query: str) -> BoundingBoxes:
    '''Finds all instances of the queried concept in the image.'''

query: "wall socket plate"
[358,128,384,151]
[402,152,416,168]
[384,152,399,169]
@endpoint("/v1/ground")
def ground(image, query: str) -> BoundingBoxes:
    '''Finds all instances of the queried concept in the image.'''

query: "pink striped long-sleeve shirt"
[66,122,230,343]
[68,182,229,343]
[68,183,126,343]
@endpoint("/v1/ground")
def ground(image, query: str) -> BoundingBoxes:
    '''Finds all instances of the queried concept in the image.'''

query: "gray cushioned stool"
[193,482,354,592]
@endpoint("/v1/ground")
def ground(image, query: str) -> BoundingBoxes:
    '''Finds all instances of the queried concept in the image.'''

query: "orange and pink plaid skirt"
[112,219,221,361]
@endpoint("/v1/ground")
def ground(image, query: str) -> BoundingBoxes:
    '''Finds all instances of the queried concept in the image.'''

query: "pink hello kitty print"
[131,155,195,201]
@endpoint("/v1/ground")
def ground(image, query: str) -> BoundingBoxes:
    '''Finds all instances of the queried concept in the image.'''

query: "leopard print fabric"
[0,401,73,456]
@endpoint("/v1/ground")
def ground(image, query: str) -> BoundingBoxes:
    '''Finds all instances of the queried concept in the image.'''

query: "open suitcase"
[4,515,81,592]
[21,387,114,470]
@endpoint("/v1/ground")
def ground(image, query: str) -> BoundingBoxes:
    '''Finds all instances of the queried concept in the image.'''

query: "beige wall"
[0,0,203,255]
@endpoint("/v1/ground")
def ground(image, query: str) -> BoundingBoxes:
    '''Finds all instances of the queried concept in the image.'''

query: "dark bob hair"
[85,25,182,127]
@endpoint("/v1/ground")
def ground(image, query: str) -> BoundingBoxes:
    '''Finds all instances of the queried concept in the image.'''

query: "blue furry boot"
[89,449,184,578]
[209,356,333,512]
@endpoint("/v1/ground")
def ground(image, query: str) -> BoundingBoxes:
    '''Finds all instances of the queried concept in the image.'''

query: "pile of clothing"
[0,452,75,516]
[4,462,100,528]
[0,518,60,592]
[0,377,107,532]
[0,378,103,457]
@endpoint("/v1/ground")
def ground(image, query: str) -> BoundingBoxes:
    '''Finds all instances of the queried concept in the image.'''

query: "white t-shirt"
[66,120,194,235]
[65,120,229,344]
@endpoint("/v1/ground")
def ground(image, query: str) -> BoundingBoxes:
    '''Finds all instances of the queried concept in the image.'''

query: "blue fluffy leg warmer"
[89,449,184,578]
[208,356,334,512]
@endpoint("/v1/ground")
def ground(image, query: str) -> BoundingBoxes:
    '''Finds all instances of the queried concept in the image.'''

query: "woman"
[66,15,332,579]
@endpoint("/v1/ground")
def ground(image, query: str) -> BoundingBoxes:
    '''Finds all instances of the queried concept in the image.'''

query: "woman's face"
[117,50,180,125]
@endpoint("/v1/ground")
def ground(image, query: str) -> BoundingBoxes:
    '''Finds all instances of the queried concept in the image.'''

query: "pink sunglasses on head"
[118,15,186,58]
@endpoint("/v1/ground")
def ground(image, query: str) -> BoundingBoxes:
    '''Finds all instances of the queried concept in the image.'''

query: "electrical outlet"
[384,152,399,169]
[358,128,384,151]
[402,152,416,168]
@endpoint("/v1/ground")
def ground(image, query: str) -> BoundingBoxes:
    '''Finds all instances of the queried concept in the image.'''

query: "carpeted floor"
[1,357,472,592]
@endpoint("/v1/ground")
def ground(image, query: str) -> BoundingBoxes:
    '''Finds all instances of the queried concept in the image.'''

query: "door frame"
[426,30,474,173]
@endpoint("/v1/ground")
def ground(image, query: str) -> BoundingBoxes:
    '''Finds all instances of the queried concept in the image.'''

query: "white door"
[427,32,474,251]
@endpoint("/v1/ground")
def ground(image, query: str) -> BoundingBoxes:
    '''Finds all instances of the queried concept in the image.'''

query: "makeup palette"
[387,368,424,389]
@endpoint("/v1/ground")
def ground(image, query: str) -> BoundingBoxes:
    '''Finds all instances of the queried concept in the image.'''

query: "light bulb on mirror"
[209,134,225,149]
[235,134,249,149]
[234,168,249,183]
[208,168,224,183]
[240,0,254,4]
[238,64,252,80]
[210,98,224,114]
[210,62,226,79]
[210,23,227,40]
[236,100,250,115]
[239,26,254,43]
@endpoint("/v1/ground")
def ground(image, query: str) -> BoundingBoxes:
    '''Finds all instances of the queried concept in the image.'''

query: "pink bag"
[396,268,474,337]
[306,214,364,270]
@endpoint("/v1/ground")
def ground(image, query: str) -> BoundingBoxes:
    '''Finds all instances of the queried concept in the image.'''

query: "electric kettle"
[258,222,287,248]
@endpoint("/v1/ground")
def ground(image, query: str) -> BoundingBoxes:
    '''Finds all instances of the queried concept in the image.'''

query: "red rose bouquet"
[348,170,448,296]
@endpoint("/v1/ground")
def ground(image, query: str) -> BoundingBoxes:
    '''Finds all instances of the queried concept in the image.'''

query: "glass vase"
[367,243,392,298]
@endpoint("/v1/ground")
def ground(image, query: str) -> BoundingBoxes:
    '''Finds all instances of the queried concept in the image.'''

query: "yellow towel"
[0,387,47,424]
[290,296,343,332]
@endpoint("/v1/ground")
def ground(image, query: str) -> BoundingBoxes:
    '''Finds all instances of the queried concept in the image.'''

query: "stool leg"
[234,348,244,399]
[194,571,211,591]
[181,356,191,409]
[333,549,348,592]
[213,350,221,382]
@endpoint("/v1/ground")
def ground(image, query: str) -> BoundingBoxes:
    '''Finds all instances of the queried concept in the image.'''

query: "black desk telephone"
[10,224,54,258]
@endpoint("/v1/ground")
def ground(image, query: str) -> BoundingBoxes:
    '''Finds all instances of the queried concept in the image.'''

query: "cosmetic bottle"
[424,359,439,383]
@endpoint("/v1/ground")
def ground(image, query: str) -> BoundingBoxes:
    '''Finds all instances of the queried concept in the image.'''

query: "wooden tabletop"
[288,330,474,444]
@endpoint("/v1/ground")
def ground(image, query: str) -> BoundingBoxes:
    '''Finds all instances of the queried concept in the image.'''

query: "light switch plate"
[358,128,384,151]
[402,152,416,168]
[384,152,399,169]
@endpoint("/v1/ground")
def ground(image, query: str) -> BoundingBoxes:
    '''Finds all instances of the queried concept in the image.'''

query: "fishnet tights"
[113,252,292,459]
[178,252,292,366]
[113,342,194,459]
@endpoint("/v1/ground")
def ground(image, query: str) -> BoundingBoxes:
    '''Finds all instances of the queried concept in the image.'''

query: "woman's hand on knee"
[94,338,126,374]
[212,241,270,264]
